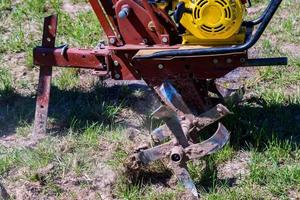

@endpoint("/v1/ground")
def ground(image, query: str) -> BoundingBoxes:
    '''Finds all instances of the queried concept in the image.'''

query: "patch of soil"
[3,140,118,200]
[106,80,161,131]
[281,44,300,58]
[217,151,251,186]
[288,189,300,200]
[62,0,91,16]
[56,164,116,200]
[0,133,46,149]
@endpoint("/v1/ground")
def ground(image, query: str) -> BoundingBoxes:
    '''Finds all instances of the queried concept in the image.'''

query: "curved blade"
[186,123,230,160]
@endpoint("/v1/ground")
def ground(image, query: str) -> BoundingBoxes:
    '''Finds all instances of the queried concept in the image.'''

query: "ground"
[0,0,300,199]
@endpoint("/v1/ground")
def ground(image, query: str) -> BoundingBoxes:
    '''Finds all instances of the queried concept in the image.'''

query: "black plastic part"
[244,57,288,66]
[136,0,283,60]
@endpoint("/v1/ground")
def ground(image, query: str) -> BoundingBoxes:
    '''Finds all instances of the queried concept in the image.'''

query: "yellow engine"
[158,0,247,45]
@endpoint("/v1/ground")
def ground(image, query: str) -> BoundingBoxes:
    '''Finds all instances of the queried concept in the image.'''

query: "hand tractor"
[33,0,287,198]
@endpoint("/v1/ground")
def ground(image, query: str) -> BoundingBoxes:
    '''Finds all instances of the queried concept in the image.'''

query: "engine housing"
[178,0,246,45]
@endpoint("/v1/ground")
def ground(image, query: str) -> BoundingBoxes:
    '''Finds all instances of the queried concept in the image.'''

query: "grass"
[0,0,299,199]
[0,67,14,99]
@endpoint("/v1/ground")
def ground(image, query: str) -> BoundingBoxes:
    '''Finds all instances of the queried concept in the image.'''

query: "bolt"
[115,73,121,79]
[213,58,219,64]
[240,58,246,63]
[162,36,168,43]
[148,21,155,32]
[158,64,164,70]
[42,53,46,57]
[142,38,148,44]
[113,60,119,67]
[226,58,233,64]
[97,40,105,49]
[118,6,130,19]
[109,37,116,45]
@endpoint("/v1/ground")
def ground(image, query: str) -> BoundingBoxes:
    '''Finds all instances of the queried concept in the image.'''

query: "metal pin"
[213,58,219,64]
[109,37,116,45]
[115,73,121,79]
[162,36,168,43]
[113,60,119,67]
[226,58,233,64]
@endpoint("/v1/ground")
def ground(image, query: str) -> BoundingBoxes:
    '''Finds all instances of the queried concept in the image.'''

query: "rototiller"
[33,0,287,197]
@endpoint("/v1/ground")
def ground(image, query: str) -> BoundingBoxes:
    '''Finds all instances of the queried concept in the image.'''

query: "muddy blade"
[194,104,231,130]
[152,105,190,148]
[171,165,198,199]
[186,123,230,160]
[151,104,231,144]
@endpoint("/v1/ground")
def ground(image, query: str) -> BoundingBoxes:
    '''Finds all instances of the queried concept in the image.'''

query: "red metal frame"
[32,0,265,134]
[33,15,58,135]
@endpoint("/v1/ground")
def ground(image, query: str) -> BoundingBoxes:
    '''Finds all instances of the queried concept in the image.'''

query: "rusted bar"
[33,47,110,69]
[89,0,123,45]
[33,15,58,135]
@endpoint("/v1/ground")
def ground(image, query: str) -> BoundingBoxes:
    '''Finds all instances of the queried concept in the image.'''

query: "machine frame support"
[33,15,58,135]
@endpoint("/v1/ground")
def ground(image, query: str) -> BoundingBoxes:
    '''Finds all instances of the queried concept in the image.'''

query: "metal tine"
[169,163,199,199]
[186,123,230,160]
[151,105,175,119]
[156,80,192,115]
[193,104,232,131]
[130,123,230,168]
[151,124,171,144]
[152,105,190,148]
[151,104,231,144]
[130,140,174,167]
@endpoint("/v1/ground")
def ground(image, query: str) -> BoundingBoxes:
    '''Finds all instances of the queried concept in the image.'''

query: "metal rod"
[33,15,57,135]
[244,57,288,66]
[244,0,274,26]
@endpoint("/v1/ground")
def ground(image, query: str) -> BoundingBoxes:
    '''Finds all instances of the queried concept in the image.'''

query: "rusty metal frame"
[33,15,58,135]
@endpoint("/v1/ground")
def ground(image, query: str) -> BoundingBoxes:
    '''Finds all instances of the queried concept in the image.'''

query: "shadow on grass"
[195,97,300,193]
[0,82,153,137]
[1,81,300,194]
[225,100,300,148]
[1,82,299,142]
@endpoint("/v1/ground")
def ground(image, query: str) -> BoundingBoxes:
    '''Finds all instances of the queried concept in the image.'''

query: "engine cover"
[179,0,246,45]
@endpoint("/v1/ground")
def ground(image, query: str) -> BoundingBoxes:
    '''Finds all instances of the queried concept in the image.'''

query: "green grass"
[0,0,299,199]
[0,67,14,99]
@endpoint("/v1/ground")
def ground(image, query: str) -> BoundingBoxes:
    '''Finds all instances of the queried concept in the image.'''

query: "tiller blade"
[128,81,231,198]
